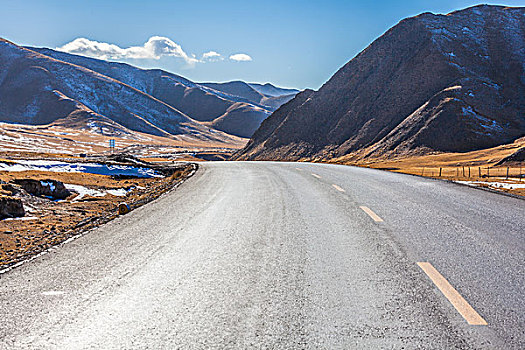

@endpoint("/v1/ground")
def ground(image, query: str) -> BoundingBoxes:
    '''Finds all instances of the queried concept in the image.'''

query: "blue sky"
[1,0,524,89]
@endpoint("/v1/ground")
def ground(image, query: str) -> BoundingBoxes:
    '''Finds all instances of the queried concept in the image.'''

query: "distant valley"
[0,38,298,156]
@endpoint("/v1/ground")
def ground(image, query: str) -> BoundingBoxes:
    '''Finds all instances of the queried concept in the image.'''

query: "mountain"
[248,83,300,97]
[27,47,274,138]
[258,93,298,111]
[236,5,525,161]
[201,81,267,106]
[201,81,299,110]
[0,38,228,142]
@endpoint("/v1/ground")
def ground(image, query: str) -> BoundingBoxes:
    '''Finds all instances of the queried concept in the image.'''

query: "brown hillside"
[236,5,525,161]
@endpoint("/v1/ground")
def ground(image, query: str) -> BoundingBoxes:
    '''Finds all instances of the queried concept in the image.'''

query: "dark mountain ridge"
[200,81,298,111]
[236,5,525,161]
[27,47,275,138]
[201,81,267,106]
[0,39,198,138]
[248,83,300,97]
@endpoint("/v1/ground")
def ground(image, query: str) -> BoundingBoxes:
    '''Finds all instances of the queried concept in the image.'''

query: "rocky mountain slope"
[236,5,525,161]
[26,47,277,138]
[0,38,245,145]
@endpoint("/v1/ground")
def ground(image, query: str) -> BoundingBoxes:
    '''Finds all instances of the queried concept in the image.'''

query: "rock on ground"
[0,196,25,219]
[13,179,71,200]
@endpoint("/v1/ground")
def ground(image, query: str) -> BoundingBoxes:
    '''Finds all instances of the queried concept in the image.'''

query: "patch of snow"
[482,81,501,90]
[502,10,525,73]
[456,181,525,190]
[4,216,39,221]
[64,184,106,201]
[107,188,130,196]
[429,27,457,38]
[40,181,56,192]
[462,106,503,134]
[0,160,163,178]
[471,8,482,16]
[448,62,464,71]
[24,97,40,120]
[420,9,490,58]
[45,129,78,136]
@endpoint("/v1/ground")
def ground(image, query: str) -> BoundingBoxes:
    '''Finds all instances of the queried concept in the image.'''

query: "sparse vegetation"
[332,138,525,197]
[0,157,196,269]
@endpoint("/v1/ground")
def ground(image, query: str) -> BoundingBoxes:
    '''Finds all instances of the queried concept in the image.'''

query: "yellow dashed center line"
[332,184,345,192]
[311,173,322,179]
[417,262,487,326]
[295,168,303,171]
[359,206,384,222]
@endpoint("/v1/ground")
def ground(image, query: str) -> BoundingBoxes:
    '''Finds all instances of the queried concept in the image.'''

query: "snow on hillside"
[27,46,277,137]
[0,40,243,144]
[248,83,300,97]
[419,5,525,76]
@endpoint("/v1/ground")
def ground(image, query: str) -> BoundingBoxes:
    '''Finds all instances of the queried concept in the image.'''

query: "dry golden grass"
[0,122,247,157]
[333,138,524,168]
[0,164,195,269]
[330,138,525,197]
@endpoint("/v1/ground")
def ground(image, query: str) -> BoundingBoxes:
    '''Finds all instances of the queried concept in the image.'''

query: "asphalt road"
[0,162,523,349]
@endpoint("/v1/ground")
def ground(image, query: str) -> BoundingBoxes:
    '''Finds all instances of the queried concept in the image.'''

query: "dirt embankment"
[0,157,197,270]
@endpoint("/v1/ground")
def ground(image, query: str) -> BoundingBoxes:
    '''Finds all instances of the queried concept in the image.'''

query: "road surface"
[0,162,523,349]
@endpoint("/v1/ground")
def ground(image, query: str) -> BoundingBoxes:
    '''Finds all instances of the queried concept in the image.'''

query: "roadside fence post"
[506,167,509,180]
[478,167,481,178]
[439,168,442,177]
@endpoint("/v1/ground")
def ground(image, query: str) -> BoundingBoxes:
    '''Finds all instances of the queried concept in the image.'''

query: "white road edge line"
[359,206,384,222]
[311,173,322,179]
[332,184,345,192]
[417,262,487,326]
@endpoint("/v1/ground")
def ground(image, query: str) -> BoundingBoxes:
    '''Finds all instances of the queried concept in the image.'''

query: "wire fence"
[418,166,524,180]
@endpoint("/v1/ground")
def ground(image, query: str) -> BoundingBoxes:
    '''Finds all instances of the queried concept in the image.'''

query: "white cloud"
[57,36,199,65]
[57,37,253,66]
[229,53,252,62]
[202,51,223,62]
